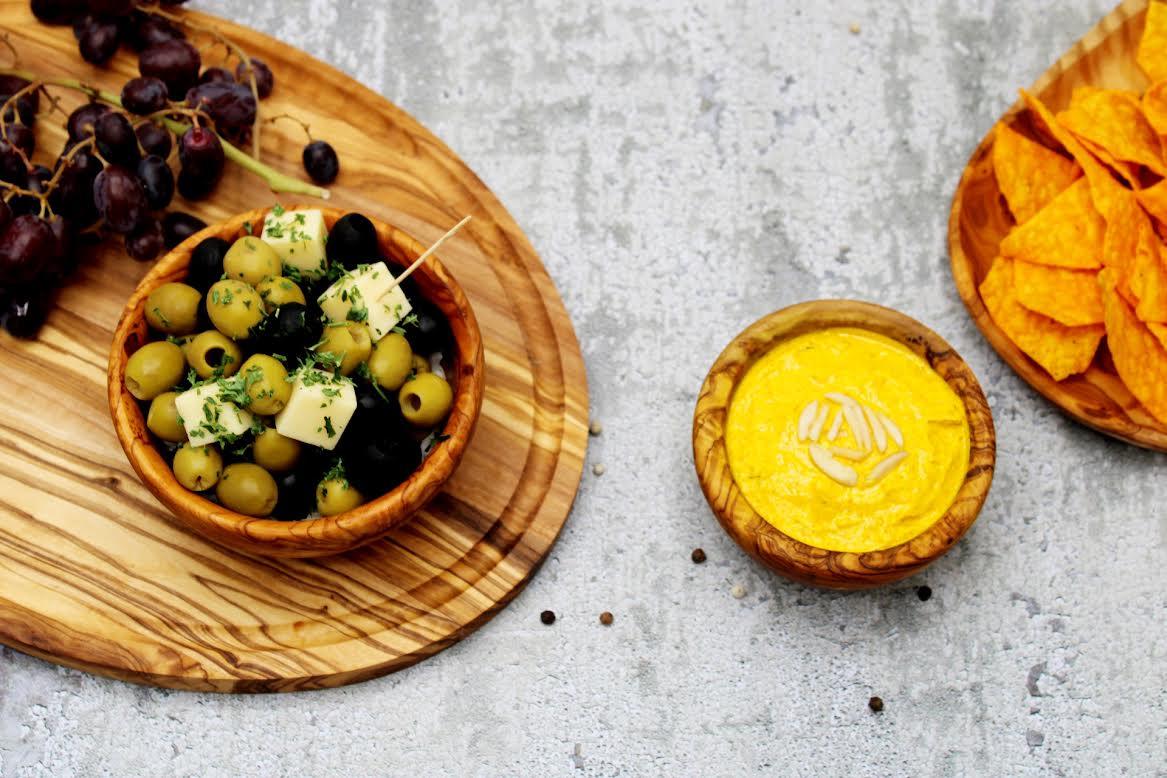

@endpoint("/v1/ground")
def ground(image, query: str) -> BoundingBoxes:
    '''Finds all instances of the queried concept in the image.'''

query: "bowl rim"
[108,205,485,558]
[691,299,996,589]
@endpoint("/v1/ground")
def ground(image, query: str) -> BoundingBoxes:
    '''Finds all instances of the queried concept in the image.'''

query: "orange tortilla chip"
[1076,136,1142,187]
[1012,260,1104,326]
[1138,1,1167,84]
[992,124,1080,223]
[1129,223,1167,322]
[1100,268,1167,424]
[1135,178,1167,224]
[999,178,1104,269]
[1057,87,1167,176]
[980,257,1104,380]
[1149,321,1167,351]
[1141,80,1167,136]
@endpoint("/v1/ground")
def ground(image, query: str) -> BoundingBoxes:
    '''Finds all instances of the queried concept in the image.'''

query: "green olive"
[206,279,265,340]
[239,354,291,415]
[316,477,363,516]
[147,391,187,442]
[172,443,223,491]
[367,332,412,391]
[410,354,430,376]
[184,330,243,379]
[315,322,372,376]
[399,372,453,427]
[125,341,185,400]
[256,276,306,312]
[223,236,281,285]
[145,283,201,335]
[216,463,278,517]
[252,427,301,472]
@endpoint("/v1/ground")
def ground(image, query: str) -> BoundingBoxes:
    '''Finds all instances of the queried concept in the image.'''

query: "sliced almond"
[829,446,867,461]
[808,403,830,441]
[808,444,858,486]
[797,400,819,441]
[864,404,888,452]
[826,408,844,441]
[867,451,908,484]
[878,410,904,447]
[842,402,871,451]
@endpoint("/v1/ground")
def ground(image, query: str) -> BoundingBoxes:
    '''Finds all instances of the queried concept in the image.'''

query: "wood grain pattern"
[949,0,1167,451]
[692,301,995,590]
[109,207,486,557]
[0,3,588,690]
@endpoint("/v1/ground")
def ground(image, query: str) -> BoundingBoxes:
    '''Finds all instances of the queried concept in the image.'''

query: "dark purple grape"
[185,81,256,138]
[0,76,38,127]
[136,154,173,210]
[198,67,234,85]
[135,121,172,158]
[0,215,54,285]
[0,141,28,186]
[88,0,135,14]
[49,151,101,223]
[161,211,205,248]
[125,12,183,50]
[125,216,164,261]
[235,58,273,98]
[177,126,223,199]
[94,111,140,167]
[78,16,121,65]
[31,0,86,25]
[44,215,76,280]
[67,102,109,141]
[0,199,12,235]
[185,235,228,291]
[3,287,54,338]
[1,124,34,158]
[93,165,147,233]
[302,140,339,185]
[120,76,169,115]
[139,39,201,99]
[28,164,52,191]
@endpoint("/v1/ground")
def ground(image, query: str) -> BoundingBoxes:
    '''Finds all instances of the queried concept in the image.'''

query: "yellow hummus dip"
[725,327,970,553]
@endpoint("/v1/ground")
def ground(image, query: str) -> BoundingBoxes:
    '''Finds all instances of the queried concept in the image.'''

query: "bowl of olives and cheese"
[108,205,484,558]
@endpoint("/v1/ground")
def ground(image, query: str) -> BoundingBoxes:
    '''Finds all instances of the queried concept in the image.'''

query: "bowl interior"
[692,300,995,589]
[108,206,485,558]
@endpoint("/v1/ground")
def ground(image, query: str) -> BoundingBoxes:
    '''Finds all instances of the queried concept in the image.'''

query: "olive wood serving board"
[0,2,588,692]
[949,0,1167,451]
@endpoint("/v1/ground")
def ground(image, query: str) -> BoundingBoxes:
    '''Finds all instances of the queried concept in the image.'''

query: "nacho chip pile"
[980,1,1167,425]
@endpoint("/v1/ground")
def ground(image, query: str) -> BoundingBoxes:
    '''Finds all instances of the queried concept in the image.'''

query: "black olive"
[325,212,378,270]
[251,301,322,357]
[401,298,451,355]
[342,428,421,496]
[186,236,229,292]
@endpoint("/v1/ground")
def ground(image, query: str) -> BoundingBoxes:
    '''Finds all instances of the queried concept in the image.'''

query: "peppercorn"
[917,585,932,601]
[691,547,706,563]
[868,696,884,712]
[540,609,556,625]
[599,611,613,626]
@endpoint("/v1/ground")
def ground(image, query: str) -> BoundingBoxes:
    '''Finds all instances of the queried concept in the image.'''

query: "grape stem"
[0,68,329,200]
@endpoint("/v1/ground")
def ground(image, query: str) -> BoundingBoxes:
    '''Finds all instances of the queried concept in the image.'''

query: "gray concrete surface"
[2,0,1164,775]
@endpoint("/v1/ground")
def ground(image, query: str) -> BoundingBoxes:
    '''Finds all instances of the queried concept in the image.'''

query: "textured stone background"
[2,0,1165,775]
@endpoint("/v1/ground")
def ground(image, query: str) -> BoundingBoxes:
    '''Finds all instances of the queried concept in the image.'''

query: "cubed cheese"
[261,208,328,279]
[317,262,413,341]
[174,382,255,447]
[274,369,357,450]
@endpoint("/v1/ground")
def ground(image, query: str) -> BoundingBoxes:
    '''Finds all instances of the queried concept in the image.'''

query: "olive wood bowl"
[692,300,995,589]
[109,206,485,558]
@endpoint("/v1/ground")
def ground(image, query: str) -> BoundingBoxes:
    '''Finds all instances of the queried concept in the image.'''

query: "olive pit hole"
[206,347,225,366]
[406,393,421,411]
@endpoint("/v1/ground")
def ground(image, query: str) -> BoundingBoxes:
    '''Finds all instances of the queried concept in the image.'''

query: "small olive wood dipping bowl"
[692,300,996,590]
[109,206,485,558]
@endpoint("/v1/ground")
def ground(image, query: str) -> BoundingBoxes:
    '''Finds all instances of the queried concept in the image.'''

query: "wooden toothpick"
[387,215,472,290]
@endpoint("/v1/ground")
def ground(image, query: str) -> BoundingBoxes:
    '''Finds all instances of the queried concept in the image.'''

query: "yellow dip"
[725,327,970,553]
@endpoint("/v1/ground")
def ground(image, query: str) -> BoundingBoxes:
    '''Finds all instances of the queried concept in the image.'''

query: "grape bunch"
[0,0,339,339]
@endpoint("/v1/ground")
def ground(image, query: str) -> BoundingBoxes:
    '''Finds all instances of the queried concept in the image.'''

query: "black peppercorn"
[869,696,884,712]
[599,611,613,626]
[917,585,932,601]
[540,609,556,625]
[691,548,707,563]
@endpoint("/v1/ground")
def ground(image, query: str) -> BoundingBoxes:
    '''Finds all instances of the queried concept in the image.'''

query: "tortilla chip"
[992,124,1081,223]
[1135,178,1167,224]
[999,178,1104,269]
[1138,1,1167,85]
[1057,87,1167,176]
[1129,223,1167,322]
[980,257,1104,380]
[1020,90,1126,222]
[1012,260,1104,326]
[1149,321,1167,351]
[1077,135,1142,186]
[1141,80,1167,136]
[1100,268,1167,424]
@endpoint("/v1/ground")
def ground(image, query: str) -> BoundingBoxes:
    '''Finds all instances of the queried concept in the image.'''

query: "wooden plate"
[0,3,588,691]
[949,0,1167,451]
[692,301,995,590]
